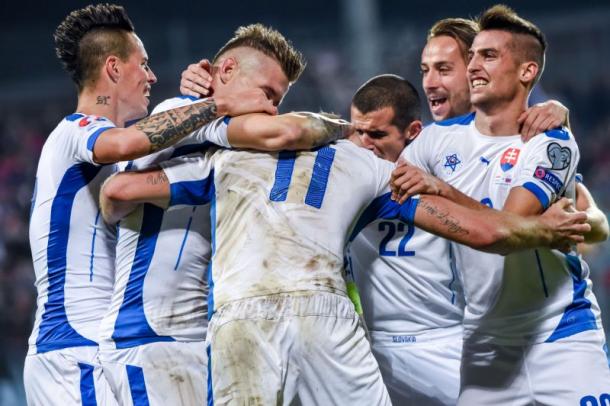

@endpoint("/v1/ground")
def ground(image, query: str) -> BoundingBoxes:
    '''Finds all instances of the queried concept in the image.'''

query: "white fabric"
[24,346,118,406]
[369,326,462,405]
[99,341,207,406]
[207,292,391,406]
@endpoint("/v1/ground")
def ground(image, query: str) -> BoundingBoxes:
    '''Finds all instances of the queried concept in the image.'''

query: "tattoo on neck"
[145,172,168,185]
[135,100,218,152]
[419,199,469,235]
[96,96,110,105]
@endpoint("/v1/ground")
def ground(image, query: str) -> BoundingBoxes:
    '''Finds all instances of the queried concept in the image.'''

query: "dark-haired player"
[24,4,276,405]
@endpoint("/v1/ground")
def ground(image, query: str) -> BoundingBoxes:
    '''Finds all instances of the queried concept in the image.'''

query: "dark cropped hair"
[352,74,421,132]
[54,3,135,91]
[213,23,306,83]
[427,18,479,62]
[478,4,547,86]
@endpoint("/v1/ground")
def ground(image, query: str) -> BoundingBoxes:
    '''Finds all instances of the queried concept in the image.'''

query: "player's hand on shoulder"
[180,59,213,98]
[518,100,568,142]
[391,159,442,204]
[214,88,278,117]
[541,197,591,251]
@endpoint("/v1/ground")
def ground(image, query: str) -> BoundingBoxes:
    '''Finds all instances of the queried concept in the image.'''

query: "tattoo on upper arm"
[418,199,469,235]
[135,100,218,152]
[96,96,110,105]
[145,172,168,185]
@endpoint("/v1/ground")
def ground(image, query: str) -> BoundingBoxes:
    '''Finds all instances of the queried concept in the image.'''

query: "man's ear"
[104,55,121,83]
[520,61,539,87]
[218,57,238,84]
[405,120,423,142]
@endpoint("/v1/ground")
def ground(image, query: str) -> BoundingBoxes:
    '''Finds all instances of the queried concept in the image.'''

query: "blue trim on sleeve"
[65,113,84,122]
[111,204,175,349]
[169,172,215,207]
[544,128,570,141]
[78,363,98,406]
[126,365,151,406]
[546,254,597,342]
[522,181,550,209]
[36,163,100,353]
[269,151,297,202]
[223,116,231,125]
[86,126,114,152]
[349,193,419,242]
[435,112,475,127]
[575,173,584,184]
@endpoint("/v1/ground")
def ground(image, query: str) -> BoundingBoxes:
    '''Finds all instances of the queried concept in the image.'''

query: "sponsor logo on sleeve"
[534,166,564,194]
[500,147,521,172]
[547,142,571,170]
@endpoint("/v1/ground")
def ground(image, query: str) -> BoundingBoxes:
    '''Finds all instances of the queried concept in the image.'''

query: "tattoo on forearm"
[419,199,469,235]
[96,96,110,105]
[145,172,168,185]
[135,100,218,152]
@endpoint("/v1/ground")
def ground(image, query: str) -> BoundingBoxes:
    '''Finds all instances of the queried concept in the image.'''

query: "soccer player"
[394,5,610,404]
[25,5,277,406]
[420,17,608,242]
[97,24,349,406]
[101,109,589,405]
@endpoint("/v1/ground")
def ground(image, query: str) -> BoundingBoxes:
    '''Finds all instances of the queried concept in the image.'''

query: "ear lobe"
[218,57,237,84]
[105,56,121,83]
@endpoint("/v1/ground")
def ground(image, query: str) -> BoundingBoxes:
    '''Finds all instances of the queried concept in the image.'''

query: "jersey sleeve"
[71,115,116,165]
[152,96,231,148]
[160,151,216,207]
[514,128,580,209]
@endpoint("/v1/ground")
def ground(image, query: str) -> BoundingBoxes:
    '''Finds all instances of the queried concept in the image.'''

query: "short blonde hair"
[427,18,479,62]
[213,24,306,83]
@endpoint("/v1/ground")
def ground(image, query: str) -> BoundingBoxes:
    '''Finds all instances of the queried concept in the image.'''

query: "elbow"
[469,226,512,255]
[102,174,134,203]
[265,121,304,151]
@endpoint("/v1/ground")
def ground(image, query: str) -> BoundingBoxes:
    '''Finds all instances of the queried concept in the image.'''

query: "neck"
[474,95,528,136]
[76,85,123,126]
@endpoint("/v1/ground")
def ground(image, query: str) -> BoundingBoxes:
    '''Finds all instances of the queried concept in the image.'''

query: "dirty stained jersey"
[161,139,416,405]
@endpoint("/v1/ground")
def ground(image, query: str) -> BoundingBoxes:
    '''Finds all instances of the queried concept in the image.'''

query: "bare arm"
[575,182,609,243]
[413,195,589,255]
[391,161,486,210]
[100,168,171,224]
[93,89,276,164]
[227,112,353,151]
[518,100,569,142]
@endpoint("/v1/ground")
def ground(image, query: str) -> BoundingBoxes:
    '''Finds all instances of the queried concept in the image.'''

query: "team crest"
[443,153,462,174]
[500,148,520,172]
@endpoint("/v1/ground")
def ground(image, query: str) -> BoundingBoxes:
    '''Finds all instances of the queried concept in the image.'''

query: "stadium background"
[1,0,609,403]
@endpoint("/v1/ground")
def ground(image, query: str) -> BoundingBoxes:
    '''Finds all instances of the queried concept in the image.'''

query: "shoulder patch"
[547,142,571,170]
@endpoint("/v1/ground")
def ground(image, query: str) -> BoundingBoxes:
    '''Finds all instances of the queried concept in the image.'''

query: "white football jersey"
[403,113,602,343]
[99,97,230,349]
[161,140,420,313]
[28,114,118,354]
[348,222,463,334]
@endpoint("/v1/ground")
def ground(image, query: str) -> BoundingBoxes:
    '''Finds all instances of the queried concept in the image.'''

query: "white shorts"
[370,326,462,406]
[207,292,391,406]
[99,340,207,406]
[24,346,118,406]
[459,328,610,405]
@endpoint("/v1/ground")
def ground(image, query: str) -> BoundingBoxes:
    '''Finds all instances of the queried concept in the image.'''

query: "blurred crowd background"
[1,0,609,403]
